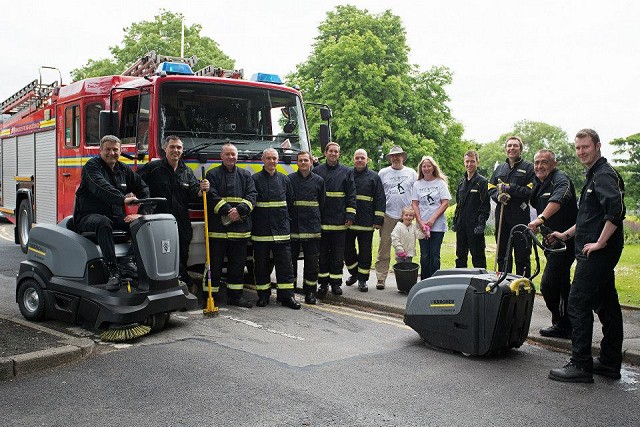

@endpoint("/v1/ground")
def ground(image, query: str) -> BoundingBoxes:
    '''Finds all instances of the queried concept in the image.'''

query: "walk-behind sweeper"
[404,224,565,356]
[15,198,198,342]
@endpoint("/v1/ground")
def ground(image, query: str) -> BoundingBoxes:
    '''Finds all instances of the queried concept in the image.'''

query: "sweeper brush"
[100,323,152,342]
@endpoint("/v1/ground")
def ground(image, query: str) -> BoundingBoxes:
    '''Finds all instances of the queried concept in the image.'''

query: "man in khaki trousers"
[374,146,417,289]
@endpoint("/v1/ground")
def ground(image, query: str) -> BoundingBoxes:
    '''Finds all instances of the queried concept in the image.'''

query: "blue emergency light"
[156,62,194,76]
[250,73,283,84]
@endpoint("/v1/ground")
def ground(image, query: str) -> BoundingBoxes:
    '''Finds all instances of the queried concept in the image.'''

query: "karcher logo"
[430,299,455,307]
[162,240,171,254]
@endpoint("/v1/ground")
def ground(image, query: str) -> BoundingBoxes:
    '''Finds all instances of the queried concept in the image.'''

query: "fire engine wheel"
[17,279,46,321]
[17,199,33,253]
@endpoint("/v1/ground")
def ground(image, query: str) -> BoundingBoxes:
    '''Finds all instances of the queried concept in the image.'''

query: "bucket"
[393,262,419,293]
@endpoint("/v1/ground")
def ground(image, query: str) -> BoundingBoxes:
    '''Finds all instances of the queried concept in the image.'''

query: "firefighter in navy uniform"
[549,129,626,383]
[137,136,209,292]
[73,135,149,291]
[251,148,300,309]
[344,149,386,292]
[488,136,535,276]
[527,149,577,339]
[313,142,357,297]
[205,143,256,307]
[289,151,326,305]
[452,150,490,268]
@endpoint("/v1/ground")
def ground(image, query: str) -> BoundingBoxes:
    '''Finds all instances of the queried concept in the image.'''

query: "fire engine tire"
[17,279,46,321]
[17,199,33,254]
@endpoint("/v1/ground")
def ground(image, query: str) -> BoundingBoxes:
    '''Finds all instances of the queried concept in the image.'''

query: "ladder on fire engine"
[1,79,58,116]
[193,65,244,79]
[122,50,198,77]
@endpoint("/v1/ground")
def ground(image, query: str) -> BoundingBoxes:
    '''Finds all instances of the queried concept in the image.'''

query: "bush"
[624,216,640,244]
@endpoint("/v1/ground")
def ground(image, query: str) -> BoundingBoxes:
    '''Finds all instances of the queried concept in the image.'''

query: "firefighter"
[73,135,149,291]
[137,135,209,293]
[313,142,357,297]
[289,151,325,304]
[549,129,625,383]
[205,143,256,307]
[452,150,490,268]
[344,149,386,292]
[527,149,577,339]
[251,148,300,309]
[488,136,535,276]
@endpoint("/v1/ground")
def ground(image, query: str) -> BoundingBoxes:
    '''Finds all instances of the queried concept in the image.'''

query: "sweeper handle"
[201,166,219,316]
[486,223,566,293]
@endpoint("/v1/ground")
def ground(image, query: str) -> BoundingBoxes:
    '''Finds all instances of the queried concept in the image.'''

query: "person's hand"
[423,224,431,239]
[397,251,407,258]
[227,208,241,222]
[527,220,540,232]
[200,179,210,192]
[474,224,485,235]
[345,220,353,227]
[583,241,606,256]
[499,183,510,194]
[373,224,382,230]
[497,193,511,205]
[124,213,141,223]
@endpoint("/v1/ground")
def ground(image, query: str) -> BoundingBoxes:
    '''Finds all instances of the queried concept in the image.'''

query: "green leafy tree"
[611,133,640,210]
[478,120,584,190]
[71,10,234,81]
[287,5,469,179]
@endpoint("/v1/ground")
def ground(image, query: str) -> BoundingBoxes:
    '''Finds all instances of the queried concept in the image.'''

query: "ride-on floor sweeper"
[404,224,565,356]
[15,198,198,341]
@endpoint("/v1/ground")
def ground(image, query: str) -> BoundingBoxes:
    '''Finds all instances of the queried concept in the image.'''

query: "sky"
[1,0,638,159]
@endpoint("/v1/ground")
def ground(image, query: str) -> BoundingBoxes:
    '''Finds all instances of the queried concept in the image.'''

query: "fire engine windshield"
[158,82,309,157]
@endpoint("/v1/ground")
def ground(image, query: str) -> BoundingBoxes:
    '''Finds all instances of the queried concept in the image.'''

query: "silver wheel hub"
[23,288,39,313]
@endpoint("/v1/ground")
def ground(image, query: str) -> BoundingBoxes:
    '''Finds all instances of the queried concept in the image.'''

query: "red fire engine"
[0,51,331,263]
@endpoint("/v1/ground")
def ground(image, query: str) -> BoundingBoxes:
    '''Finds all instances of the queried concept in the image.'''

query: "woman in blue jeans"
[411,156,451,280]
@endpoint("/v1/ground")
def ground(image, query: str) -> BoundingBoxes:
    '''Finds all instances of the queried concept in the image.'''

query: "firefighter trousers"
[345,229,374,281]
[454,227,487,269]
[495,220,530,276]
[569,246,624,370]
[208,238,248,299]
[75,214,130,265]
[290,239,320,293]
[253,240,295,299]
[319,230,346,286]
[540,240,575,329]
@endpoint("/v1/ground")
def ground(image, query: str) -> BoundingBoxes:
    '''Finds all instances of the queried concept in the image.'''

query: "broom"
[202,166,219,317]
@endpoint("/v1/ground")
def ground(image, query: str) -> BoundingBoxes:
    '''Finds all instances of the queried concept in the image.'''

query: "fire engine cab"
[0,51,331,263]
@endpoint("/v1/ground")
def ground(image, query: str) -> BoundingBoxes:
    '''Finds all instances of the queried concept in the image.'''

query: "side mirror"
[319,124,330,153]
[99,110,119,139]
[320,107,332,121]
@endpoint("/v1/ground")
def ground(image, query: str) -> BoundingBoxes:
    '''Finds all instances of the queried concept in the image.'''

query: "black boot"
[317,284,328,297]
[228,296,253,308]
[331,284,343,295]
[345,275,357,286]
[305,291,317,305]
[118,256,138,279]
[105,263,122,292]
[280,296,301,310]
[357,280,368,292]
[549,362,593,383]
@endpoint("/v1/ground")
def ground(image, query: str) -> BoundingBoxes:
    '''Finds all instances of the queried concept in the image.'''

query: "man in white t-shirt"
[374,146,418,289]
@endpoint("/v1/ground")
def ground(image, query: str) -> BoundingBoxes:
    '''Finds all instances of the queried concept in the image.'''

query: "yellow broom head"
[100,323,152,342]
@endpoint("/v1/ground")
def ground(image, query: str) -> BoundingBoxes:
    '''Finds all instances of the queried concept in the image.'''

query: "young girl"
[391,206,424,263]
[411,156,451,280]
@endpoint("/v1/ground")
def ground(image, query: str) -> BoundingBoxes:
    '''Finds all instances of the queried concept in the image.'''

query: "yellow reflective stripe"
[329,274,343,280]
[346,207,356,214]
[294,201,319,207]
[326,191,345,197]
[349,225,374,231]
[277,283,294,290]
[291,233,321,239]
[256,201,287,208]
[526,182,534,189]
[322,224,347,231]
[255,283,271,291]
[356,195,373,201]
[226,197,244,203]
[488,183,497,189]
[318,272,330,278]
[213,199,227,214]
[375,211,385,217]
[303,279,317,286]
[202,284,220,292]
[240,199,254,211]
[346,262,358,270]
[226,283,244,290]
[358,267,370,275]
[208,231,251,239]
[251,234,291,241]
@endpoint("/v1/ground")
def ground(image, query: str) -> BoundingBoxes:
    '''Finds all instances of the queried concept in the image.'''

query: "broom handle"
[202,167,213,300]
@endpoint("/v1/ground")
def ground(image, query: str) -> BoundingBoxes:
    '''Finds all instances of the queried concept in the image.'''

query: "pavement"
[1,266,639,381]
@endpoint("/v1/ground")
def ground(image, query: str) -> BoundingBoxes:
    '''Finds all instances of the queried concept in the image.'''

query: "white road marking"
[0,225,13,242]
[221,315,305,341]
